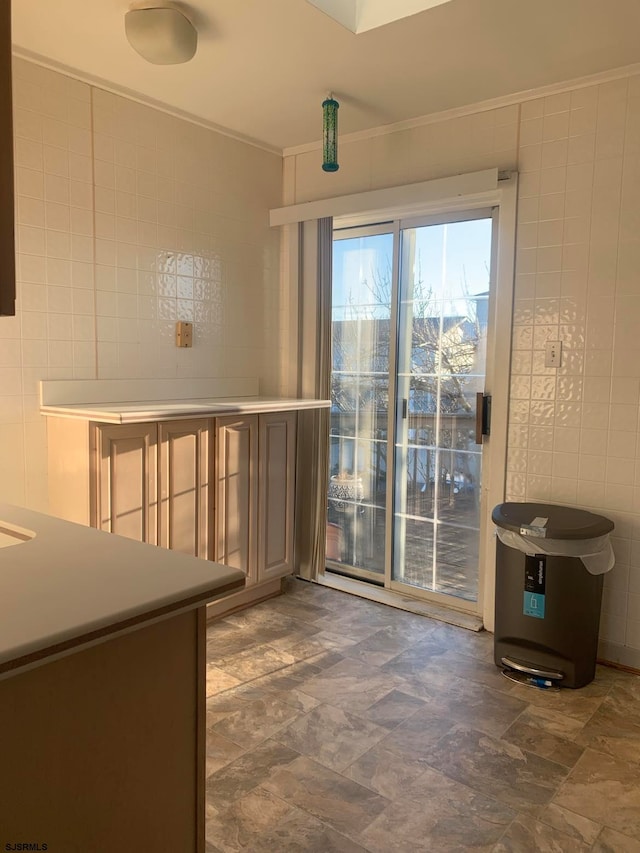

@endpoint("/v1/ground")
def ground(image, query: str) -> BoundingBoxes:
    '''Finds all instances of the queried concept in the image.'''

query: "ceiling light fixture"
[125,4,197,65]
[322,95,339,172]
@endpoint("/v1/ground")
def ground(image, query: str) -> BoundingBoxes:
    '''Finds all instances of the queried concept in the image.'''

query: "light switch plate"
[545,340,562,368]
[176,321,193,348]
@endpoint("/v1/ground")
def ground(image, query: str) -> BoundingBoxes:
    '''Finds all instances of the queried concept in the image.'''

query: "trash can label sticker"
[523,555,546,619]
[520,516,548,538]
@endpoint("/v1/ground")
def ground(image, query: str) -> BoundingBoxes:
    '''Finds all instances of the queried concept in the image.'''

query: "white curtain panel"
[295,217,333,581]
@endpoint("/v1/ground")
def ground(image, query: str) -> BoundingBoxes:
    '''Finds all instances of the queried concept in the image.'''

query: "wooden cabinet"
[0,0,16,317]
[214,411,296,584]
[47,410,297,616]
[215,416,258,583]
[159,419,211,558]
[92,423,158,545]
[258,411,296,581]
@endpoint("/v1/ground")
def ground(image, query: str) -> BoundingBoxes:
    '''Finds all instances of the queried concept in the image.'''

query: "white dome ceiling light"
[125,5,197,65]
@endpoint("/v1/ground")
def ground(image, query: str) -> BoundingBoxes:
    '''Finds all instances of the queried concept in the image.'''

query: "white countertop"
[41,396,332,424]
[0,502,245,679]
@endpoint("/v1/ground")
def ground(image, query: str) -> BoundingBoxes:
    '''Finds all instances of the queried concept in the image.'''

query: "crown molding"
[283,61,640,158]
[13,47,640,162]
[11,46,282,157]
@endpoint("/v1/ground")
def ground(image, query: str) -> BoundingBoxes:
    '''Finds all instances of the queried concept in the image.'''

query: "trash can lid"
[492,502,614,539]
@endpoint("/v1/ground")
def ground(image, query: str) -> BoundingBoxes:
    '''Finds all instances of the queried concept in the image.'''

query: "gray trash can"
[492,502,614,688]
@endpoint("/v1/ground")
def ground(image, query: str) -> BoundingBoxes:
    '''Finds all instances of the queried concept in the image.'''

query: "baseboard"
[598,639,640,673]
[316,572,484,632]
[205,577,283,621]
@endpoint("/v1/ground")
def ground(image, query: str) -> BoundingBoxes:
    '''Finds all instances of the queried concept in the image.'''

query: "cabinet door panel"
[159,420,211,558]
[92,424,158,544]
[258,412,296,581]
[215,417,257,583]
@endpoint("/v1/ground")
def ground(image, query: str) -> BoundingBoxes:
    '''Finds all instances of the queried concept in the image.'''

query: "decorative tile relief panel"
[90,89,282,385]
[0,58,282,511]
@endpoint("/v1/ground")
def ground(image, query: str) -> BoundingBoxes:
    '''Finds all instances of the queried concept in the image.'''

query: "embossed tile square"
[553,748,640,838]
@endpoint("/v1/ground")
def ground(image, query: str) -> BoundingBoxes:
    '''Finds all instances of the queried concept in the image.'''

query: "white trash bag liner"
[496,528,614,575]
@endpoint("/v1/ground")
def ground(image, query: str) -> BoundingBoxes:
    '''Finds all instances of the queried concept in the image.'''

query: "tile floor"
[204,578,640,852]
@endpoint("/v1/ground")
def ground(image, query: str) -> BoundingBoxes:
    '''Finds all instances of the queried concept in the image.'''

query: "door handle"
[475,392,491,444]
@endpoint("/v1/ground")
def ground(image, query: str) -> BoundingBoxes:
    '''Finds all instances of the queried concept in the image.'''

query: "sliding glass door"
[328,226,394,582]
[326,212,494,611]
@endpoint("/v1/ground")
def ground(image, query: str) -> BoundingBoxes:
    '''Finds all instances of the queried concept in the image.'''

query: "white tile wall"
[503,78,640,659]
[285,76,640,660]
[292,105,519,201]
[0,58,283,512]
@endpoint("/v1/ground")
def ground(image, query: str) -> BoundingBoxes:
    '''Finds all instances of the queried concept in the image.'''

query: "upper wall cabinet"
[0,1,15,316]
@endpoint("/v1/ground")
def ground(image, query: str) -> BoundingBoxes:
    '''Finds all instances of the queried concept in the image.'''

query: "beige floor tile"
[360,766,514,852]
[204,580,640,850]
[262,754,391,836]
[535,803,601,845]
[493,814,591,852]
[274,702,388,772]
[553,748,640,838]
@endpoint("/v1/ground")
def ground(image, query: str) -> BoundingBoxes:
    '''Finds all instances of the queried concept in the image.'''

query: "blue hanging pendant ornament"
[322,95,339,172]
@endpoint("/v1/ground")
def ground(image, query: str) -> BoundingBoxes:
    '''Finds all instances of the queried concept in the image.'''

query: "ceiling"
[307,0,455,34]
[11,0,640,152]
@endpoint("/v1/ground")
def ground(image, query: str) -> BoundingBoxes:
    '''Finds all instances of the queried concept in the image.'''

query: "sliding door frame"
[273,170,517,628]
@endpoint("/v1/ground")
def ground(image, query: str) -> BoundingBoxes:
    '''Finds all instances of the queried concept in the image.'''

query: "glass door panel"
[393,217,492,604]
[327,229,394,580]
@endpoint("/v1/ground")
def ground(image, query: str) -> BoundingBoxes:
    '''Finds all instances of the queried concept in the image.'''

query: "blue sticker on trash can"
[524,555,546,619]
